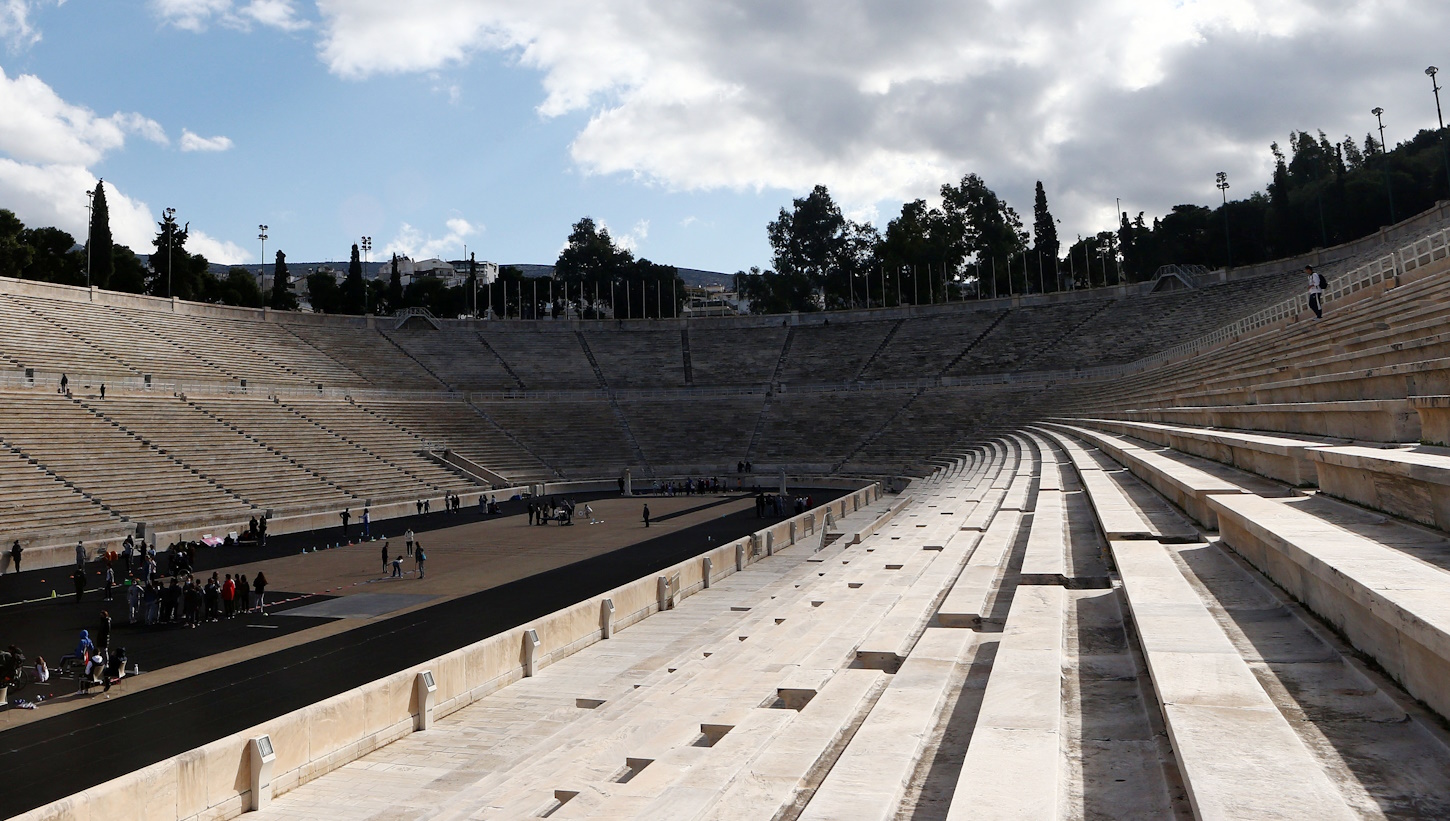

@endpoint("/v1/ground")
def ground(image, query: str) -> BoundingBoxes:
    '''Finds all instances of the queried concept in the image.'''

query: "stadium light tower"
[164,206,176,298]
[258,225,268,292]
[85,189,94,289]
[1428,67,1450,197]
[1216,172,1232,268]
[1372,107,1397,223]
[360,236,372,314]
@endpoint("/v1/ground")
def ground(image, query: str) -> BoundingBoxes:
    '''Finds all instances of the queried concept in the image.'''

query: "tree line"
[737,124,1450,313]
[2,123,1445,317]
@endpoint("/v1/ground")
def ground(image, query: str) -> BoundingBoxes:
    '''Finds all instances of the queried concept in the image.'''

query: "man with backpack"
[1307,265,1327,320]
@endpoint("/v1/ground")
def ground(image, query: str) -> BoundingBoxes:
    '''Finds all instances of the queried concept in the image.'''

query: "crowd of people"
[756,492,812,518]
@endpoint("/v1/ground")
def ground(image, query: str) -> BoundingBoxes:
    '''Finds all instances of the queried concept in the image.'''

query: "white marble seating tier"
[1208,492,1450,724]
[1063,417,1331,487]
[1034,427,1198,542]
[1117,399,1419,444]
[947,585,1066,821]
[1110,537,1358,821]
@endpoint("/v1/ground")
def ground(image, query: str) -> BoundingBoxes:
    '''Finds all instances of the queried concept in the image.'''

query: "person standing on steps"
[1306,265,1327,320]
[642,503,651,528]
[59,374,68,394]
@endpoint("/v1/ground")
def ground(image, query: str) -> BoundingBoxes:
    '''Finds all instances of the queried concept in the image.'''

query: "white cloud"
[383,216,480,259]
[179,129,233,152]
[151,0,306,33]
[0,67,247,263]
[188,229,250,264]
[310,0,1450,239]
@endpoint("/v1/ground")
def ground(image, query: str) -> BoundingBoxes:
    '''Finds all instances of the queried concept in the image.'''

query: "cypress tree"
[340,243,367,314]
[89,180,114,288]
[387,253,404,311]
[269,249,298,311]
[1031,181,1059,275]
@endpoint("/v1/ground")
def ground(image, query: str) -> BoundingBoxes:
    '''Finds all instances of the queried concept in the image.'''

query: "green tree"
[88,180,114,289]
[269,250,298,311]
[20,226,85,285]
[306,272,341,313]
[940,174,1027,297]
[554,217,684,317]
[109,245,147,293]
[1031,181,1059,287]
[206,267,264,307]
[147,213,207,299]
[339,243,367,314]
[0,210,33,279]
[385,253,404,313]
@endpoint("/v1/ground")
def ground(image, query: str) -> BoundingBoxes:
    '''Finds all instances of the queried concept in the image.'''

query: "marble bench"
[1209,492,1450,724]
[1064,417,1328,487]
[947,585,1065,820]
[1110,537,1357,821]
[1121,398,1418,443]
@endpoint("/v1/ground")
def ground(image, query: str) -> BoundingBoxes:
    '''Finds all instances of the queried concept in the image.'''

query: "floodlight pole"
[258,224,268,294]
[86,189,94,289]
[1216,173,1232,268]
[1372,107,1397,223]
[165,207,176,298]
[1429,67,1450,199]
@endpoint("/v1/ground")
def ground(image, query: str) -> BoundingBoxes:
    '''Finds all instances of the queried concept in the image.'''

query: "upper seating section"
[382,328,519,391]
[688,326,788,385]
[0,260,1350,394]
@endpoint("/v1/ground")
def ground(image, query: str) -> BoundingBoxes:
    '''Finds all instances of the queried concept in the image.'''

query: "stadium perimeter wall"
[15,484,886,821]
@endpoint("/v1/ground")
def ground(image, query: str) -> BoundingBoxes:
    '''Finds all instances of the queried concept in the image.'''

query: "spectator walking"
[405,529,414,557]
[423,498,431,514]
[102,564,115,601]
[340,508,351,539]
[416,499,424,515]
[75,540,86,570]
[642,504,651,528]
[253,571,268,615]
[8,540,20,574]
[415,544,426,579]
[72,568,87,604]
[99,383,105,399]
[125,576,141,623]
[1307,265,1326,319]
[381,542,390,573]
[258,515,268,546]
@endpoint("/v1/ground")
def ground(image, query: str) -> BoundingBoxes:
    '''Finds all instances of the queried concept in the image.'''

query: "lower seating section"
[473,398,633,476]
[187,397,458,503]
[0,391,253,532]
[276,398,483,494]
[83,395,353,516]
[946,299,1110,375]
[615,396,760,469]
[357,398,556,483]
[753,392,915,469]
[0,441,121,544]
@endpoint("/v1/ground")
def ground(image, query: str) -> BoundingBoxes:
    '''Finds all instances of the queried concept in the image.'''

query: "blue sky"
[2,1,1448,271]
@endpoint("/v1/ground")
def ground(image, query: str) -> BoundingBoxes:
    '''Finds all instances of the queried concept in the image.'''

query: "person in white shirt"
[1306,265,1326,319]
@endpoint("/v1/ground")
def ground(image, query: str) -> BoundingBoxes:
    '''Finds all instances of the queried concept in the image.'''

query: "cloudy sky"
[0,0,1447,271]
